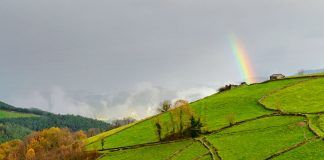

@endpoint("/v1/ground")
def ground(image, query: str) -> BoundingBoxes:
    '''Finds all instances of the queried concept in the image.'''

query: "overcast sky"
[0,0,323,120]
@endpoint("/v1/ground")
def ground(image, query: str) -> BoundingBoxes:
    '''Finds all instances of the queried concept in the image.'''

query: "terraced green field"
[99,140,210,160]
[99,140,194,160]
[206,116,314,160]
[87,75,324,160]
[171,141,210,160]
[273,139,324,160]
[0,110,37,119]
[190,78,307,131]
[261,78,324,113]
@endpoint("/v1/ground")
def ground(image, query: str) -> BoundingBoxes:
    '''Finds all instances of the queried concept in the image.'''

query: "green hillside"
[87,75,324,160]
[0,101,111,143]
[260,78,324,113]
[0,110,37,119]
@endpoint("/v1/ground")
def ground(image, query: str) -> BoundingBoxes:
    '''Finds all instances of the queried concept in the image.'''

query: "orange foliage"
[0,127,98,160]
[0,140,21,160]
[25,148,35,160]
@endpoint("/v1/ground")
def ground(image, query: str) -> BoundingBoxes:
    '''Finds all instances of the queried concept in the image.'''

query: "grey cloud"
[0,0,324,117]
[8,83,216,120]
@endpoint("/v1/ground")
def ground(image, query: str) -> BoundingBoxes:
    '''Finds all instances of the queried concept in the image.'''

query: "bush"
[218,84,238,92]
[225,113,236,126]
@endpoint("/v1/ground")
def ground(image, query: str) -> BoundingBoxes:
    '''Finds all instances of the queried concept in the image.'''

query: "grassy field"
[307,114,324,137]
[260,78,324,113]
[86,122,139,150]
[171,141,210,160]
[190,78,307,131]
[206,116,314,160]
[319,115,324,131]
[273,139,324,160]
[0,110,37,119]
[99,140,194,160]
[87,113,173,149]
[196,154,213,160]
[86,76,324,159]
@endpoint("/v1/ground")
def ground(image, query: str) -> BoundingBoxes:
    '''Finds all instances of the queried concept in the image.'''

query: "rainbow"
[229,35,256,84]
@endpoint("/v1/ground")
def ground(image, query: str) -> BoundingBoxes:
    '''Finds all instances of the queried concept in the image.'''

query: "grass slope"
[190,78,307,131]
[206,116,315,160]
[261,77,324,113]
[0,110,37,119]
[86,122,138,150]
[307,114,324,137]
[171,141,209,160]
[88,76,324,160]
[88,78,308,149]
[99,140,193,160]
[273,139,324,160]
[197,154,213,160]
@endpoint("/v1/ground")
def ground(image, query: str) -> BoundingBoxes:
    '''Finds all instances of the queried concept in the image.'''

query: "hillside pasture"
[87,78,309,149]
[88,114,169,149]
[86,122,139,150]
[273,139,324,160]
[98,140,194,160]
[170,141,210,160]
[206,116,315,160]
[260,77,324,113]
[0,110,37,119]
[190,78,308,131]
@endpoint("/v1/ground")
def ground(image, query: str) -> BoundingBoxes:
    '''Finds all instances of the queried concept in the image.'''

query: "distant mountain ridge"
[296,68,324,75]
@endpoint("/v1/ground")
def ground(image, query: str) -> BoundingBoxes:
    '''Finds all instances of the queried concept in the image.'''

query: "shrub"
[218,84,238,92]
[154,119,162,141]
[225,113,236,126]
[189,116,203,138]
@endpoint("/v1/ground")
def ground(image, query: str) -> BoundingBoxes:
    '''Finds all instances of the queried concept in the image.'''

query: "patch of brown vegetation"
[296,121,306,127]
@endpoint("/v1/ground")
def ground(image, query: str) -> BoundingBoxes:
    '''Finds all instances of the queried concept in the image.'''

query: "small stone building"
[270,74,285,80]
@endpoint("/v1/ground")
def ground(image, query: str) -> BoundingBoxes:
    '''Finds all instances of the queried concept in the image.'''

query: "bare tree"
[157,100,172,113]
[111,117,136,128]
[173,99,189,108]
[87,128,101,137]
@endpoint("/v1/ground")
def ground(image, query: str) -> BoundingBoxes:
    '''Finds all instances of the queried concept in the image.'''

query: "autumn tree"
[154,100,203,141]
[87,128,101,137]
[0,140,21,160]
[25,148,35,160]
[1,127,99,160]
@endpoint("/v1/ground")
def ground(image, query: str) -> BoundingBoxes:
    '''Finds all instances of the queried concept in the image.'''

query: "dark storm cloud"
[0,0,323,118]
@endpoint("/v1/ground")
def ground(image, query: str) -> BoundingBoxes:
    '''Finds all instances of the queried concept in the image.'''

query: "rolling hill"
[87,75,324,160]
[0,101,111,143]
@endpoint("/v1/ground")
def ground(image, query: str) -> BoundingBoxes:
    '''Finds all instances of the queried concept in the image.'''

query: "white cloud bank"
[9,83,216,120]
